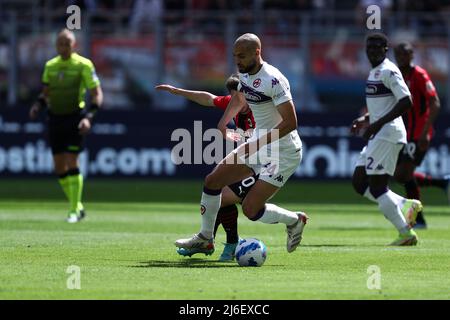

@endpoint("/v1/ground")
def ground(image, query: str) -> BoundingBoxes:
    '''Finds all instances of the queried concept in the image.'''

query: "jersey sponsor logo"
[253,78,261,88]
[366,81,393,97]
[366,84,378,94]
[240,82,272,104]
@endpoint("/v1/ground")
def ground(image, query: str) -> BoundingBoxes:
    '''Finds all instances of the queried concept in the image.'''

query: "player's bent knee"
[241,200,264,220]
[204,173,223,190]
[241,201,257,219]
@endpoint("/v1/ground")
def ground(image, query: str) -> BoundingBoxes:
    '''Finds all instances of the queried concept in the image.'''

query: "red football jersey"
[403,65,438,140]
[213,95,256,131]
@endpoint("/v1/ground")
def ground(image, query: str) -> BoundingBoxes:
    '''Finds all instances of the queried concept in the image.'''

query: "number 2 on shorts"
[366,157,374,170]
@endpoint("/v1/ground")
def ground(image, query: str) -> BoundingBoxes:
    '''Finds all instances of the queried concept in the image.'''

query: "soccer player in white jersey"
[350,33,422,246]
[175,33,308,253]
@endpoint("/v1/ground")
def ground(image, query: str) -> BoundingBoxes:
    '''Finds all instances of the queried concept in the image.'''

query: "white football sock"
[376,191,409,233]
[257,203,298,226]
[199,192,221,239]
[387,190,406,207]
[365,187,406,207]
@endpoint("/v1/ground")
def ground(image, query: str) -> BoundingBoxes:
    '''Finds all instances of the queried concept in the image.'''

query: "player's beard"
[239,59,257,74]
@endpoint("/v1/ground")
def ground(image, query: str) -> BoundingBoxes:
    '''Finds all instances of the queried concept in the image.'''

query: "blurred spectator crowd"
[1,0,450,36]
[1,0,449,111]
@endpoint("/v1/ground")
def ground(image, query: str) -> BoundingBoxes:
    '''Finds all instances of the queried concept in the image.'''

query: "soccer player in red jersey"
[393,42,449,229]
[155,74,257,261]
[156,75,255,132]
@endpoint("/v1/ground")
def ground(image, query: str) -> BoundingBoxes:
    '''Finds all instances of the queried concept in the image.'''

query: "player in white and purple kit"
[175,33,308,254]
[351,33,422,246]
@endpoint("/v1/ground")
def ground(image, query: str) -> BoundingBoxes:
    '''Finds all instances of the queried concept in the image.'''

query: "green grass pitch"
[1,179,450,299]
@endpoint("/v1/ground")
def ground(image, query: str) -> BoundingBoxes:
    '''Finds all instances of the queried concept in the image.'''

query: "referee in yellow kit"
[29,28,103,223]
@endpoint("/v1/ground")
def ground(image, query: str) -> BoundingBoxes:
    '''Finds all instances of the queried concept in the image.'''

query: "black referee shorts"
[47,112,85,155]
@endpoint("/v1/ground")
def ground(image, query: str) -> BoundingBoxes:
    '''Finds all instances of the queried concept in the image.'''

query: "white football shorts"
[355,138,404,176]
[233,143,302,188]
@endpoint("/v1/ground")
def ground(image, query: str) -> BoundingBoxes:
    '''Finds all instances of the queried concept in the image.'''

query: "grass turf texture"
[1,179,450,299]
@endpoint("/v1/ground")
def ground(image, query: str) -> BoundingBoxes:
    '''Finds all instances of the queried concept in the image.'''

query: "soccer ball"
[235,238,267,267]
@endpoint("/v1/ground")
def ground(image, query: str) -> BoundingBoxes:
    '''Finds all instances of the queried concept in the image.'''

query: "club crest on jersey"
[200,205,206,215]
[374,70,380,79]
[253,78,261,88]
[58,71,64,81]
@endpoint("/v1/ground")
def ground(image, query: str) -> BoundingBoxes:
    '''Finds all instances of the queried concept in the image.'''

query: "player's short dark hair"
[395,41,414,53]
[365,32,389,47]
[225,74,240,93]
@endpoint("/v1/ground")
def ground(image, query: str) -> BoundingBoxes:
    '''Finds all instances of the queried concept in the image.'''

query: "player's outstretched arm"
[29,85,49,120]
[155,84,216,107]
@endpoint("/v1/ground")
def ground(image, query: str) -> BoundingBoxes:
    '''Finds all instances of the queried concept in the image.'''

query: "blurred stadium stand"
[0,0,449,113]
[0,1,450,180]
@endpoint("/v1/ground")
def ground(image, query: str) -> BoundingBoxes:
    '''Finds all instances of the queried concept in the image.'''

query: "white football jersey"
[237,62,301,151]
[366,58,411,144]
